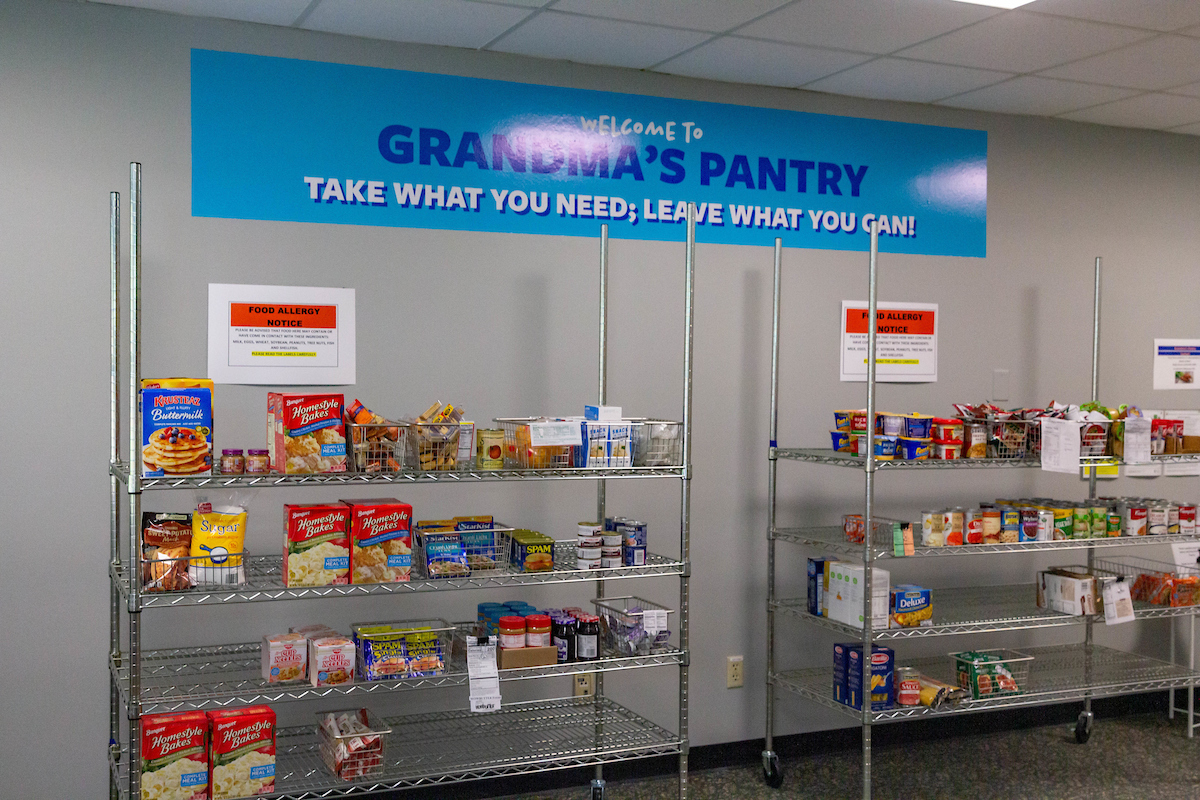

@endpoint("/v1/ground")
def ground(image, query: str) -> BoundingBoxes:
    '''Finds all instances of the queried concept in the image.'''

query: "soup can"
[943,509,964,546]
[1148,505,1168,535]
[1106,512,1122,537]
[964,509,984,544]
[921,510,945,547]
[1168,504,1181,535]
[1180,504,1197,536]
[476,428,505,469]
[982,510,1002,544]
[623,544,647,567]
[1053,507,1073,540]
[1125,505,1148,536]
[1037,510,1055,541]
[1090,506,1107,538]
[896,667,921,706]
[1019,508,1039,543]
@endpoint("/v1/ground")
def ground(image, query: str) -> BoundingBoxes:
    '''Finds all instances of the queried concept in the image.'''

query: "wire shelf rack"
[773,525,1200,560]
[773,448,1200,471]
[772,643,1199,723]
[112,461,683,489]
[114,542,685,608]
[110,696,682,800]
[774,584,1200,640]
[111,637,686,714]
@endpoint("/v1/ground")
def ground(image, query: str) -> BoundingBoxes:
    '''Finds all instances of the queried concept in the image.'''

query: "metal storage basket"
[495,418,574,469]
[406,421,471,471]
[591,595,674,656]
[346,419,405,473]
[317,707,392,780]
[1094,556,1200,607]
[412,525,514,577]
[141,551,249,591]
[950,648,1033,699]
[631,420,684,467]
[351,619,455,681]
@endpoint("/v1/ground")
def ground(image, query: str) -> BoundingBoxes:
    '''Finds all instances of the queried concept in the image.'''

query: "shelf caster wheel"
[591,778,605,800]
[762,751,784,788]
[1074,710,1093,744]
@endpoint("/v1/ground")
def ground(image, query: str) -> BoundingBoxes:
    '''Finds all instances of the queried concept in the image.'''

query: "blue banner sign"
[192,50,986,256]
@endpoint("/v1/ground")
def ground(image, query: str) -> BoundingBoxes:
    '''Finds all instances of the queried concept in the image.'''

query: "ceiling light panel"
[487,11,709,70]
[951,0,1034,8]
[655,37,872,88]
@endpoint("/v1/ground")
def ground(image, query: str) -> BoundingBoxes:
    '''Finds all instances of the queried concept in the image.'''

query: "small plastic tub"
[931,417,964,442]
[876,413,906,437]
[898,437,931,460]
[833,410,855,432]
[849,410,870,431]
[904,414,934,439]
[933,441,962,460]
[831,430,857,453]
[872,435,898,460]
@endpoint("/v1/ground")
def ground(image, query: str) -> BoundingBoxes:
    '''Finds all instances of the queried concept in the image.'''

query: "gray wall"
[3,0,1200,795]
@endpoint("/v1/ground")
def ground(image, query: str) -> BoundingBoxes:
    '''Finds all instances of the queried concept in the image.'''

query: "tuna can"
[1020,508,1039,542]
[1037,510,1055,542]
[1125,505,1148,536]
[964,509,984,545]
[623,545,647,567]
[600,547,622,568]
[921,510,944,547]
[601,533,623,548]
[577,545,602,561]
[1180,504,1197,536]
[1148,505,1168,535]
[1168,504,1181,535]
[576,556,602,570]
[896,667,921,706]
[578,521,602,538]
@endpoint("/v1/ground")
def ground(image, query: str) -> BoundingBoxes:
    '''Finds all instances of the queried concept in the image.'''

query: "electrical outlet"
[727,655,744,689]
[574,672,595,697]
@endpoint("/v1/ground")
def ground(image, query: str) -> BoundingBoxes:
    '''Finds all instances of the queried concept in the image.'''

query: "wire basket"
[406,421,472,471]
[591,595,674,656]
[950,648,1033,699]
[495,418,575,469]
[140,551,249,591]
[351,619,454,680]
[631,420,683,467]
[1079,420,1111,458]
[317,708,392,780]
[958,417,1037,459]
[1094,556,1200,607]
[346,419,405,473]
[412,525,514,577]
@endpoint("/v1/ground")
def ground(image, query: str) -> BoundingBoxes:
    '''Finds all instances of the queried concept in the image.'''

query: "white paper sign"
[1154,339,1200,390]
[1171,543,1200,571]
[1123,418,1152,465]
[528,421,583,447]
[466,636,501,713]
[1164,461,1200,477]
[1125,463,1164,478]
[1040,418,1081,474]
[839,301,938,383]
[208,284,355,385]
[1102,580,1135,625]
[642,609,668,637]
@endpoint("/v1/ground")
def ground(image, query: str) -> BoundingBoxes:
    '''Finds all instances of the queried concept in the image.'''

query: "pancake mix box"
[272,393,346,474]
[141,380,213,477]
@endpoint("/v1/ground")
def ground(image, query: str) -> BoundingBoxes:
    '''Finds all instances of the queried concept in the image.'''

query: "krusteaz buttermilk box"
[140,379,214,477]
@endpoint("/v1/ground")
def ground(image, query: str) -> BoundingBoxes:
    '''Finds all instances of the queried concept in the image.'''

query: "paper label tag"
[1171,543,1200,571]
[1040,418,1081,474]
[642,609,668,636]
[1124,418,1152,465]
[466,635,501,713]
[1102,580,1135,625]
[528,421,583,447]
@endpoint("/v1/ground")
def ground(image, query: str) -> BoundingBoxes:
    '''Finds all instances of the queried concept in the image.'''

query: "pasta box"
[283,503,350,587]
[207,706,276,799]
[890,584,933,628]
[140,711,209,800]
[847,645,895,711]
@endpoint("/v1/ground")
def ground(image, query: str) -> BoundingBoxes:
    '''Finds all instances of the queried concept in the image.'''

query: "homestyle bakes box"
[140,710,209,800]
[283,503,351,587]
[141,380,213,477]
[272,393,346,473]
[343,498,412,584]
[207,706,276,799]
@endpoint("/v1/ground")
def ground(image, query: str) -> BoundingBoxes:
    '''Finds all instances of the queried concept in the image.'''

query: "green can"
[1090,506,1107,538]
[1072,506,1091,539]
[1106,512,1122,537]
[1053,508,1073,541]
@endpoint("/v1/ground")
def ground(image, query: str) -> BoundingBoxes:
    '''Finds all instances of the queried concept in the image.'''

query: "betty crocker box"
[140,710,209,800]
[272,393,346,474]
[208,706,276,799]
[344,499,412,584]
[284,503,351,587]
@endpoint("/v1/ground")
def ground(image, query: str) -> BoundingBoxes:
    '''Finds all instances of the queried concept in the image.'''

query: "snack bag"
[141,512,193,592]
[141,382,213,477]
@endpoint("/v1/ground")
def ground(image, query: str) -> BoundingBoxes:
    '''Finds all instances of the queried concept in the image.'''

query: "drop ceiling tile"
[89,0,313,26]
[1024,0,1200,33]
[302,0,532,49]
[740,0,999,55]
[487,10,709,69]
[654,36,872,88]
[895,10,1151,73]
[468,0,548,7]
[938,75,1141,116]
[1182,24,1200,38]
[804,58,1012,104]
[549,0,790,34]
[1041,34,1200,90]
[1060,92,1200,129]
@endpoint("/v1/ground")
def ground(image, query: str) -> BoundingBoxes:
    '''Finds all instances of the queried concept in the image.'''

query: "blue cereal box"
[140,381,213,477]
[808,557,836,616]
[832,641,857,704]
[847,645,895,711]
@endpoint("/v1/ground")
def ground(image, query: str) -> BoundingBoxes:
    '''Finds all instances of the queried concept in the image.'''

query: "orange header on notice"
[845,308,935,336]
[230,303,336,329]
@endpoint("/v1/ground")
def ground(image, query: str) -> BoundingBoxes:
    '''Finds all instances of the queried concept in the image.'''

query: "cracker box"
[207,706,276,799]
[344,499,412,584]
[262,633,308,683]
[309,635,356,686]
[141,382,213,477]
[284,503,351,587]
[140,710,209,800]
[274,393,347,473]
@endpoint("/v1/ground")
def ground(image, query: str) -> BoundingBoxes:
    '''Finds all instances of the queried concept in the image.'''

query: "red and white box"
[309,635,356,687]
[284,503,351,587]
[343,498,412,584]
[141,711,209,800]
[262,633,308,683]
[273,393,346,473]
[207,706,276,799]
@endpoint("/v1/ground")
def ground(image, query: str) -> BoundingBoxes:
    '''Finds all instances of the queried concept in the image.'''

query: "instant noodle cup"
[904,414,934,439]
[898,437,931,460]
[933,441,961,460]
[833,410,855,432]
[849,410,870,431]
[872,435,898,460]
[831,430,857,453]
[875,413,906,437]
[931,418,963,442]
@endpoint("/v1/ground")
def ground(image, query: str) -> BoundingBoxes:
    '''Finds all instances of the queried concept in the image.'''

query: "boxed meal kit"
[272,393,346,473]
[207,706,276,799]
[283,503,351,587]
[344,498,412,584]
[140,710,209,800]
[141,380,214,477]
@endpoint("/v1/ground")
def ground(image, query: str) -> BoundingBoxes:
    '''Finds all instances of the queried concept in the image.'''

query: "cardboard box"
[890,584,933,628]
[847,645,895,711]
[584,405,622,422]
[832,642,856,704]
[1036,567,1100,615]
[807,557,836,616]
[826,563,889,629]
[498,645,558,669]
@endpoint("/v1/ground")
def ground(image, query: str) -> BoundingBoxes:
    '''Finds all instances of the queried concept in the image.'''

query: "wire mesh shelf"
[774,448,1041,469]
[773,644,1200,723]
[110,696,682,800]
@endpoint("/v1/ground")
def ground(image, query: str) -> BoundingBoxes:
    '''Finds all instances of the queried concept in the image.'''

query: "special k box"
[208,706,276,799]
[141,710,209,800]
[274,393,346,473]
[284,503,351,587]
[344,498,412,584]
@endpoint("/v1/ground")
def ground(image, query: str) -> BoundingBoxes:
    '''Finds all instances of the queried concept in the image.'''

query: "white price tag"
[642,609,668,636]
[1123,418,1152,465]
[1040,418,1081,474]
[466,635,501,713]
[528,421,583,447]
[1102,579,1135,625]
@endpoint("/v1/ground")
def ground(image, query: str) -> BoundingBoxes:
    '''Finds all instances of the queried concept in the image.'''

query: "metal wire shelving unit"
[107,165,697,800]
[760,236,1200,797]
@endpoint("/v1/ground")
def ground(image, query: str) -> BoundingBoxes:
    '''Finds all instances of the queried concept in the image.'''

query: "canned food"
[896,667,921,706]
[1052,507,1073,540]
[964,509,983,545]
[1125,505,1148,536]
[577,557,602,570]
[933,441,962,460]
[601,533,623,548]
[943,509,964,546]
[623,545,647,567]
[1020,508,1038,543]
[1073,506,1091,540]
[577,546,602,561]
[600,547,623,568]
[982,510,1002,544]
[477,429,505,469]
[1038,510,1055,542]
[963,424,988,459]
[1168,504,1181,535]
[921,510,944,547]
[1148,505,1168,535]
[578,522,602,538]
[621,521,648,547]
[1090,506,1107,538]
[577,536,603,549]
[1107,512,1122,537]
[1180,505,1197,536]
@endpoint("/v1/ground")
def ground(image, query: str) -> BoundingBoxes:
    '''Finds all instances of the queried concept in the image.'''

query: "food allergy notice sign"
[1153,339,1200,390]
[208,284,356,384]
[840,301,937,383]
